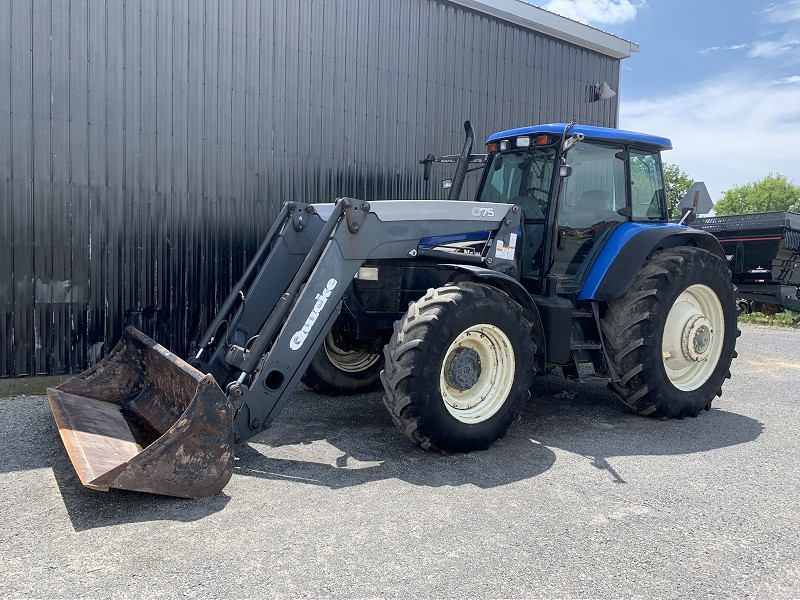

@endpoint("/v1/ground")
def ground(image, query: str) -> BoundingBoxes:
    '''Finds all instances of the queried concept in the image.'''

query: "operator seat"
[567,189,616,229]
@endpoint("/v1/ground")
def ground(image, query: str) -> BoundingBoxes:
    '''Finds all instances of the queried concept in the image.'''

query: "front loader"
[48,122,738,498]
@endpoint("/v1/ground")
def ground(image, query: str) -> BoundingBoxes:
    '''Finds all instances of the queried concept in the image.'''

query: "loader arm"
[204,198,523,443]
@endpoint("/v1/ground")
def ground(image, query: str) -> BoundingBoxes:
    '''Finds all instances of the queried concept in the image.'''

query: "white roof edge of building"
[449,0,639,59]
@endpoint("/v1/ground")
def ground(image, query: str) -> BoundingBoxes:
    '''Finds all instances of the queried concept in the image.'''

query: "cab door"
[552,142,627,293]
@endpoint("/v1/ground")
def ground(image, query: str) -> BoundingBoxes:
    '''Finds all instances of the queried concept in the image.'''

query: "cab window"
[630,150,665,220]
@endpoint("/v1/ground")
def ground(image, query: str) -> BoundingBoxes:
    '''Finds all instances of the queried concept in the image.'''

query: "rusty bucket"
[47,326,234,498]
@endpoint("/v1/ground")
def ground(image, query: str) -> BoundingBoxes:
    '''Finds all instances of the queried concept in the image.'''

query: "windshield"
[477,148,556,219]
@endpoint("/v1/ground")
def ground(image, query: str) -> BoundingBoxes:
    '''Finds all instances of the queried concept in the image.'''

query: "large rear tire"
[301,331,383,395]
[601,247,738,418]
[381,282,535,452]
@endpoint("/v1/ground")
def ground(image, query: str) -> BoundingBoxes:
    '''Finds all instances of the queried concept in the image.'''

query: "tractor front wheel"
[601,247,738,418]
[381,282,535,452]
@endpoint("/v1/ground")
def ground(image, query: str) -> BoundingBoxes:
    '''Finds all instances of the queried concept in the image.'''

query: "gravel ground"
[0,324,798,599]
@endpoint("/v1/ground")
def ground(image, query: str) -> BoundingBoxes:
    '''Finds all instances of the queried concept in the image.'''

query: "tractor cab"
[476,124,672,295]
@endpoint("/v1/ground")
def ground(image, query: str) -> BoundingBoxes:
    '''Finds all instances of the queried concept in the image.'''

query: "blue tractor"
[47,123,738,498]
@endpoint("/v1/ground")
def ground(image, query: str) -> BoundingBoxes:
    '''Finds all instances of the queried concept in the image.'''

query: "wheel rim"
[439,324,516,423]
[323,333,381,373]
[662,284,725,391]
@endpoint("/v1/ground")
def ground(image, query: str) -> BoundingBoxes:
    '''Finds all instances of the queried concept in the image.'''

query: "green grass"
[738,310,800,328]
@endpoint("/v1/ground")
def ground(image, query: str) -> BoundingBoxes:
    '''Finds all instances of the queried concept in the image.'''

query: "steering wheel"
[525,186,550,207]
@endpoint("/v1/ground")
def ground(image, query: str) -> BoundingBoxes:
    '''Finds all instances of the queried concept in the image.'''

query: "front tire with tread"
[381,282,536,452]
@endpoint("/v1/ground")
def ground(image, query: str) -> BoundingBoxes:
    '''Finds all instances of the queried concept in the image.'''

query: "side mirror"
[559,165,573,178]
[442,179,453,190]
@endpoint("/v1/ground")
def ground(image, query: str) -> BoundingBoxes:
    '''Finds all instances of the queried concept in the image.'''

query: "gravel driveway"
[0,324,798,598]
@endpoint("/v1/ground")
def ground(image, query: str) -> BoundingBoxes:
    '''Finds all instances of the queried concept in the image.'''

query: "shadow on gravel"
[0,396,230,531]
[0,371,763,526]
[523,375,765,484]
[235,376,764,489]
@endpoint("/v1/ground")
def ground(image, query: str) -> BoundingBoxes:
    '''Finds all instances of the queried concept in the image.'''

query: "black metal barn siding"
[1,0,621,378]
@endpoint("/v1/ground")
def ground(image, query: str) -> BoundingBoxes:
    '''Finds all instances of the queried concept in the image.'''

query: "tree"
[662,162,694,220]
[714,174,800,215]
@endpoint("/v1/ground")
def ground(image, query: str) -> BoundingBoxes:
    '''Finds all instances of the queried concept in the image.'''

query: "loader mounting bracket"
[288,202,313,232]
[341,197,370,233]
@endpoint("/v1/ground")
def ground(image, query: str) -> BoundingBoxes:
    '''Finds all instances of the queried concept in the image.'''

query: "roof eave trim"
[449,0,639,59]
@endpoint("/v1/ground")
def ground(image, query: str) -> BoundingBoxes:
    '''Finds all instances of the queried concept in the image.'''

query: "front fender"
[579,223,727,302]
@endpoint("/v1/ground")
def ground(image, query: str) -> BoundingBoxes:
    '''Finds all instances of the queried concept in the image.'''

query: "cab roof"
[486,123,672,150]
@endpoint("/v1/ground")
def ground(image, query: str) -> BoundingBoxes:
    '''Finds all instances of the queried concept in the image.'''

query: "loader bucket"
[47,326,234,498]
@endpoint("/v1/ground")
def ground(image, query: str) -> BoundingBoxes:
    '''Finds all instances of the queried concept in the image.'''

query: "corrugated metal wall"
[1,0,621,378]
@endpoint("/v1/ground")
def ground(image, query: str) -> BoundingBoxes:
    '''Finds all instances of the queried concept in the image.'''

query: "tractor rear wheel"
[301,331,383,395]
[381,282,535,452]
[601,247,738,418]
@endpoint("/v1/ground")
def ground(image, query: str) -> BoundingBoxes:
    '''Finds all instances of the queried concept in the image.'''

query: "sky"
[536,0,800,201]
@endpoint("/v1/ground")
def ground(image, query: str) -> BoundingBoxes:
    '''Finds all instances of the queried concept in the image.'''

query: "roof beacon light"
[516,136,531,148]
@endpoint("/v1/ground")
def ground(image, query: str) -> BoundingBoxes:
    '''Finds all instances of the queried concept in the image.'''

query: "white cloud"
[748,38,800,58]
[541,0,641,26]
[774,75,800,84]
[762,1,800,24]
[620,74,800,200]
[699,44,747,55]
[699,39,800,60]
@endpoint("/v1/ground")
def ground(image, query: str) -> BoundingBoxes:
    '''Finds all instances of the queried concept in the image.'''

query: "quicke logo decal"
[290,278,338,350]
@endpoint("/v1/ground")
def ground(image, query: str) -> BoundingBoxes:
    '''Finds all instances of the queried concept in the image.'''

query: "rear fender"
[445,264,546,372]
[579,223,727,302]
